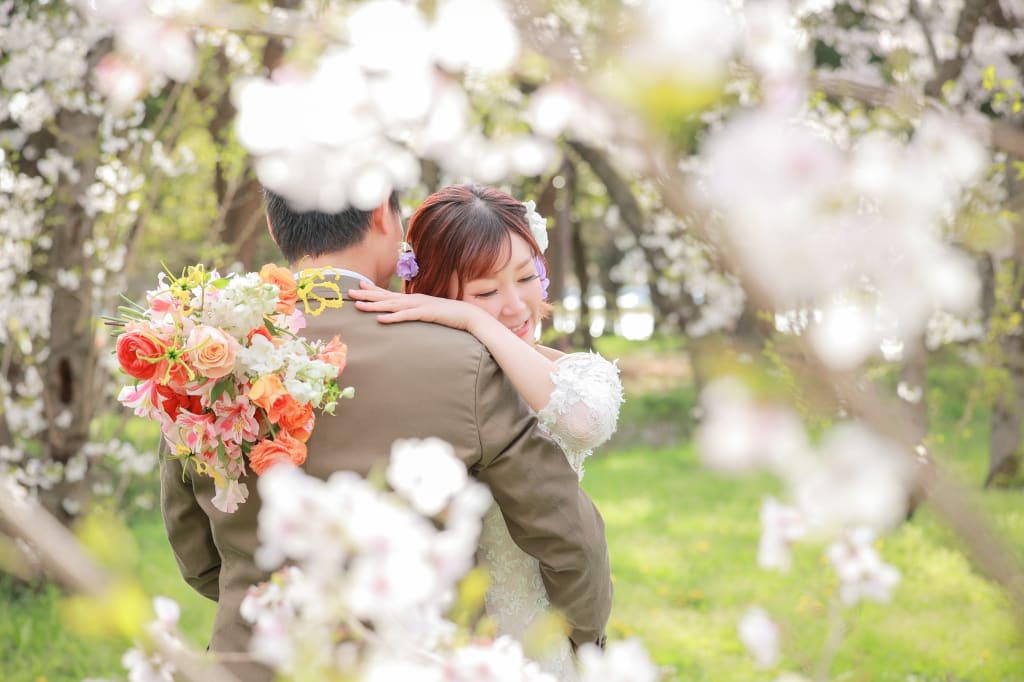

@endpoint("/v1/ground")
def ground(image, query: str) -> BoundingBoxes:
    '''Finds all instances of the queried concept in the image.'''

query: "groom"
[160,189,613,678]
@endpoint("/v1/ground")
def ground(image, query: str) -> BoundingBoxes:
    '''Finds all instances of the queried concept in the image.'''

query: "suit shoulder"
[387,320,488,353]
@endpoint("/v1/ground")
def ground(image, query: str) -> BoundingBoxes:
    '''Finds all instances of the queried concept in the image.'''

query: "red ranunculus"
[116,329,165,380]
[156,383,203,419]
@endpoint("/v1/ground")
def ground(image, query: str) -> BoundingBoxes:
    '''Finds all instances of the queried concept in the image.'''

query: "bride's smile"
[458,234,545,344]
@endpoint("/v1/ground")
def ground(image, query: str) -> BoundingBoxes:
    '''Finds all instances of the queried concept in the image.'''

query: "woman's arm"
[349,284,558,412]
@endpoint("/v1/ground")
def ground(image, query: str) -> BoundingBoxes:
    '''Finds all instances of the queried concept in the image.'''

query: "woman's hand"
[349,281,484,332]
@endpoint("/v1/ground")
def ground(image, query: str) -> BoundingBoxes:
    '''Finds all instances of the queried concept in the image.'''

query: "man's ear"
[366,201,385,233]
[369,202,392,235]
[265,214,277,244]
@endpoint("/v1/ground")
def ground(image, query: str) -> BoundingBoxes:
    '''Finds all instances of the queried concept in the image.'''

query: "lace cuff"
[536,352,624,478]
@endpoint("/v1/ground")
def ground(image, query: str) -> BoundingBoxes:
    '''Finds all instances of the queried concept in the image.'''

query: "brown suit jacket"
[160,275,612,677]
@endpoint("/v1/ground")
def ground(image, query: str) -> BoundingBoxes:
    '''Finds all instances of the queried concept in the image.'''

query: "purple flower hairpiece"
[397,242,419,281]
[533,255,550,300]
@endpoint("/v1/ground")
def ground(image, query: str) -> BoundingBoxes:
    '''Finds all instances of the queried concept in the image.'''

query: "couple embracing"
[161,184,624,680]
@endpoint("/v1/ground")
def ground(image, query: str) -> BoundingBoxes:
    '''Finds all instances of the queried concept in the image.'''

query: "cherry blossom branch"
[813,592,847,682]
[512,0,1024,623]
[650,163,1024,628]
[927,0,986,97]
[908,0,941,75]
[809,72,1024,158]
[182,2,320,40]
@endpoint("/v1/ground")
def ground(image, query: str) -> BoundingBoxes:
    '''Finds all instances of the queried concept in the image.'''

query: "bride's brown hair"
[404,184,550,302]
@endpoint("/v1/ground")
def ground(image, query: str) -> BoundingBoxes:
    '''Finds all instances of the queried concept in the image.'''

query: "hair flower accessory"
[397,242,419,281]
[533,255,550,301]
[522,200,548,254]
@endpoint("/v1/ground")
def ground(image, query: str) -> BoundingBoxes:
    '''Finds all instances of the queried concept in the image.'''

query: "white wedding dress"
[477,352,624,681]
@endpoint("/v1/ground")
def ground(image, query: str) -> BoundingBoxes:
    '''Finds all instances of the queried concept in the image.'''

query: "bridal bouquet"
[112,263,352,513]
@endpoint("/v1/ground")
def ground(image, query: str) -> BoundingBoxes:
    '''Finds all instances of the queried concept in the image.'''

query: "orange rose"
[317,335,347,375]
[248,375,288,420]
[248,430,307,475]
[116,328,165,380]
[276,396,314,443]
[187,325,239,379]
[260,263,298,314]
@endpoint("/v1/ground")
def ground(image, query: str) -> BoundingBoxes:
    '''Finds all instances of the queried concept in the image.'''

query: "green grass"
[1,514,216,682]
[4,345,1024,681]
[583,444,1024,682]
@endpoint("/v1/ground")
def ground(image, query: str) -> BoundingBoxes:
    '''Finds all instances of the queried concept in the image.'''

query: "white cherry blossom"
[827,528,902,605]
[577,638,659,682]
[738,606,781,669]
[387,438,469,516]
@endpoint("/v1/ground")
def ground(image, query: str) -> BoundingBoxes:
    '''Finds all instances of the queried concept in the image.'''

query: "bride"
[349,184,624,680]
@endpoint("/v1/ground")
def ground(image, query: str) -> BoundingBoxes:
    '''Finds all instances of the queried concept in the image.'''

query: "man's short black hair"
[264,188,401,263]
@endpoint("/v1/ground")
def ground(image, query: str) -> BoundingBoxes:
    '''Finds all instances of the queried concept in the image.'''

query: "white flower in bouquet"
[237,334,286,376]
[211,478,249,515]
[521,200,549,254]
[199,273,279,336]
[281,352,339,407]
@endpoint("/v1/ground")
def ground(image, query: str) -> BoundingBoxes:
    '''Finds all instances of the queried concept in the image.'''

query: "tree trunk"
[567,162,594,349]
[218,177,266,269]
[988,152,1024,485]
[35,44,111,520]
[567,139,698,332]
[536,175,561,300]
[989,330,1024,486]
[732,294,771,346]
[899,335,929,444]
[210,2,297,267]
[596,237,621,326]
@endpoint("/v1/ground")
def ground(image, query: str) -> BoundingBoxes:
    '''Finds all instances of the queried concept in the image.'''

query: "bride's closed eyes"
[470,272,539,296]
[471,274,539,299]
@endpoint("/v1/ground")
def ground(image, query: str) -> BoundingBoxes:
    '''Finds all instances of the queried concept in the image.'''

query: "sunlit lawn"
[3,344,1024,681]
[583,347,1024,682]
[584,444,1024,682]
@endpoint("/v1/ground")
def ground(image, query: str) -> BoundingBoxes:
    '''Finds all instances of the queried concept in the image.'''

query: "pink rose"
[187,325,239,379]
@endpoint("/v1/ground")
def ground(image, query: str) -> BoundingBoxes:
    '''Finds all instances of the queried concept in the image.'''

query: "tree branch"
[924,0,987,97]
[0,481,241,682]
[909,0,941,76]
[567,138,697,328]
[810,72,1024,157]
[652,164,1024,628]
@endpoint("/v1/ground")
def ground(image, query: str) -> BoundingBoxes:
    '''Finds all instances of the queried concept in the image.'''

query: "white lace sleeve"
[535,352,624,479]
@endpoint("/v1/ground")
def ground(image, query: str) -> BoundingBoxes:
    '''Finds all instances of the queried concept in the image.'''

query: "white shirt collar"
[298,267,374,287]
